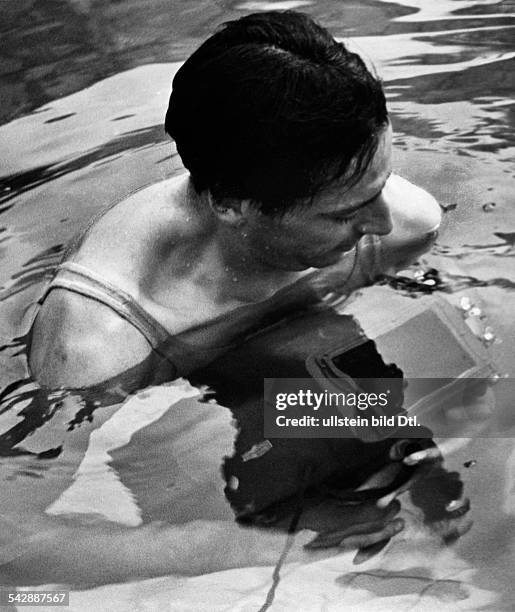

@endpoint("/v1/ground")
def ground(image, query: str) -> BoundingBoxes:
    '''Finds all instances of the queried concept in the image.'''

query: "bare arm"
[0,515,311,586]
[1,500,406,586]
[28,289,172,392]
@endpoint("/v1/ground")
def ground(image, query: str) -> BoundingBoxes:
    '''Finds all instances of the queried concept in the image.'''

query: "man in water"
[14,13,457,580]
[28,11,441,392]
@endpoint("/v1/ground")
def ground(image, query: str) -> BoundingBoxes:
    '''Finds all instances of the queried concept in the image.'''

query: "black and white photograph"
[0,1,514,610]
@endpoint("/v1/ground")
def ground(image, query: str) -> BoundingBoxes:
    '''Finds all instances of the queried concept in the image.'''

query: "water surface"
[0,1,514,610]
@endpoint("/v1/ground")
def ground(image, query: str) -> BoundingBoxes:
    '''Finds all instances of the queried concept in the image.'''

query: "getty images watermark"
[263,376,511,439]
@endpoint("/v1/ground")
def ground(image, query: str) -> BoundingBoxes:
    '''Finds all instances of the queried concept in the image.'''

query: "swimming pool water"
[1,1,514,610]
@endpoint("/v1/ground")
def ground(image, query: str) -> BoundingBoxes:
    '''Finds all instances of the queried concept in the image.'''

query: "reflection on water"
[0,245,65,300]
[380,267,515,295]
[0,0,514,609]
[388,0,513,22]
[0,124,176,217]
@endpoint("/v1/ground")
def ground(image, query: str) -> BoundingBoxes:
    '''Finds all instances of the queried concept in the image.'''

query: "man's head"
[165,11,388,216]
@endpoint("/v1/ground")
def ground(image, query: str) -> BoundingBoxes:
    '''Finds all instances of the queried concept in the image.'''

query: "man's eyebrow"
[326,171,392,216]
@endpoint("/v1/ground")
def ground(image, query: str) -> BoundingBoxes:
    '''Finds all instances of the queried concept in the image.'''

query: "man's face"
[241,124,393,271]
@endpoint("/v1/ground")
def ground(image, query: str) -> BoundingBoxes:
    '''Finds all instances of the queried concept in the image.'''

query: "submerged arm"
[0,515,301,585]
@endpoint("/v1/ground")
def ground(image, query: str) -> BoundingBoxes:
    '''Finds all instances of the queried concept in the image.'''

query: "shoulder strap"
[42,262,172,352]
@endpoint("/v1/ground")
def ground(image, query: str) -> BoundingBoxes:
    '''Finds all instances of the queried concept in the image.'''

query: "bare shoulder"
[73,174,202,275]
[28,289,156,391]
[378,174,442,273]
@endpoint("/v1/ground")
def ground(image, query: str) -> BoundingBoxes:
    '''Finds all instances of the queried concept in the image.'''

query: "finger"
[389,440,427,461]
[358,463,402,493]
[442,518,473,544]
[403,446,442,466]
[379,498,402,520]
[304,510,403,551]
[304,499,400,549]
[377,471,423,507]
[353,538,392,565]
[377,491,397,508]
[341,518,405,550]
[445,497,471,519]
[304,520,389,549]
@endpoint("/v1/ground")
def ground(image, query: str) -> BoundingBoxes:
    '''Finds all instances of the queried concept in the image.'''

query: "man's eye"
[331,213,356,224]
[333,217,352,224]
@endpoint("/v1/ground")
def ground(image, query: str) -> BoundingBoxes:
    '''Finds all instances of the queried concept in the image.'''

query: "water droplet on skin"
[482,202,496,212]
[228,476,239,491]
[422,279,436,286]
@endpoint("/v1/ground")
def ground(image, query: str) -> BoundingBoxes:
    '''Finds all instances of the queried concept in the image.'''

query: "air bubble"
[469,306,482,317]
[483,327,495,342]
[482,202,496,212]
[460,297,472,311]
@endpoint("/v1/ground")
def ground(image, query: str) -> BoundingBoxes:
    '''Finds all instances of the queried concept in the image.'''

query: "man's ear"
[208,192,249,226]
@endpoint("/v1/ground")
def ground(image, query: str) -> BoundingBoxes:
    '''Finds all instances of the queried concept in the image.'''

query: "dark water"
[0,1,514,609]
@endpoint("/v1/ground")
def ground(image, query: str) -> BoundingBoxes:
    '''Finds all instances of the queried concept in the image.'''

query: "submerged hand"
[371,439,443,508]
[302,498,404,564]
[408,463,473,544]
[298,441,438,563]
[376,441,472,543]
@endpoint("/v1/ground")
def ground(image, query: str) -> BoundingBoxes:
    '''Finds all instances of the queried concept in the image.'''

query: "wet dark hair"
[165,11,388,214]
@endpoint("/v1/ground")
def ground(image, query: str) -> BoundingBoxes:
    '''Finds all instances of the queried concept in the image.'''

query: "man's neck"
[194,232,303,305]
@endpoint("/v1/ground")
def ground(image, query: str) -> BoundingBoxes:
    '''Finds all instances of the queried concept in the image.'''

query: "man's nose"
[356,195,393,236]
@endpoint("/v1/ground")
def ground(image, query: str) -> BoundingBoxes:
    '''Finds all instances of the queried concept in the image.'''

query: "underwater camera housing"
[188,292,495,523]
